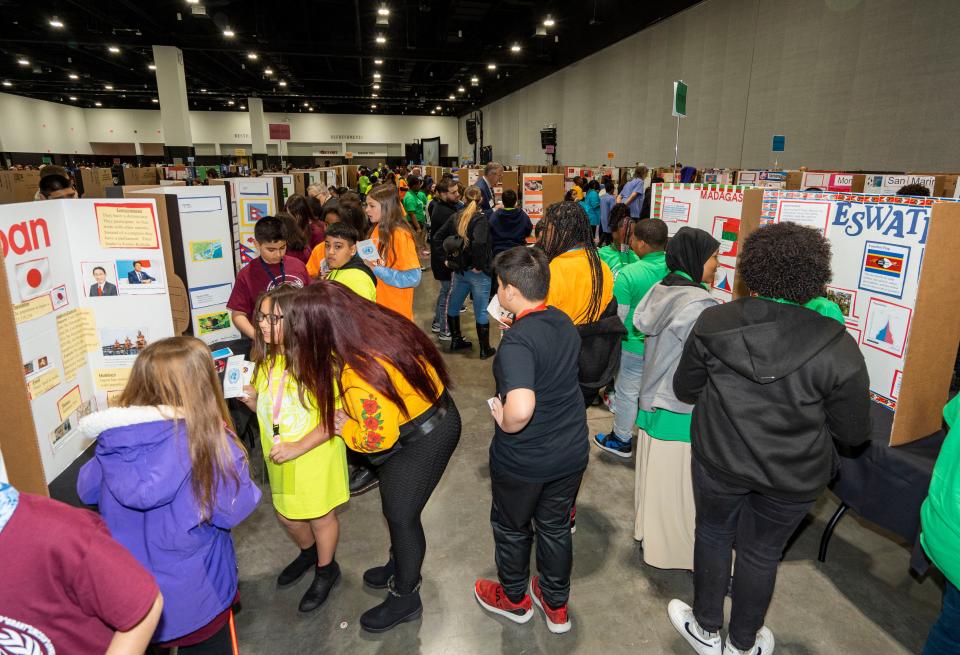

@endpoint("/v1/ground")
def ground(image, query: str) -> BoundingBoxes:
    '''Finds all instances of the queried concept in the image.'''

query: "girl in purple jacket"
[78,336,261,653]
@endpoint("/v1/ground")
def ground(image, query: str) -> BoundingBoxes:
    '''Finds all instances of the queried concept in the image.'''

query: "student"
[277,211,312,265]
[668,222,871,655]
[640,175,664,219]
[402,174,429,255]
[428,178,462,339]
[569,176,584,202]
[321,222,377,301]
[599,180,617,244]
[617,166,648,218]
[240,285,349,614]
[594,218,669,457]
[437,186,496,358]
[286,193,324,249]
[580,179,602,239]
[0,482,164,654]
[489,188,533,257]
[632,227,720,571]
[227,215,310,340]
[36,165,79,199]
[358,167,372,199]
[597,203,640,278]
[474,246,588,635]
[287,282,461,632]
[77,336,261,651]
[921,394,960,655]
[364,184,422,321]
[305,194,369,279]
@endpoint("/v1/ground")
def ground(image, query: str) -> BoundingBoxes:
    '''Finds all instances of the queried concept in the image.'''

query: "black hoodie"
[674,297,872,501]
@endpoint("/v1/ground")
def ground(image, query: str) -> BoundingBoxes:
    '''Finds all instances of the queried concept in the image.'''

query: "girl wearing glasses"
[241,285,349,615]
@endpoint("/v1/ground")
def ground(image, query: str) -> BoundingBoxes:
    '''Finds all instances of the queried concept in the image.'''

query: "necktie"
[98,286,102,296]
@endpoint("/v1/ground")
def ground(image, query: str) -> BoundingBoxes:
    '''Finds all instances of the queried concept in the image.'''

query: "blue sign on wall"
[772,135,786,152]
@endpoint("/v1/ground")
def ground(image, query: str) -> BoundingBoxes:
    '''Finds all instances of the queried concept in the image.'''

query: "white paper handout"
[487,295,513,327]
[223,355,254,399]
[357,239,379,261]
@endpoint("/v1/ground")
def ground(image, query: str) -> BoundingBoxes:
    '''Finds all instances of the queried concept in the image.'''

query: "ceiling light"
[1,81,11,87]
[372,93,378,97]
[377,6,390,15]
[371,103,377,109]
[151,98,158,103]
[105,84,114,90]
[239,105,246,110]
[458,86,465,93]
[278,80,287,87]
[373,73,381,80]
[223,28,235,37]
[511,43,521,52]
[201,88,207,92]
[227,100,235,105]
[108,46,120,54]
[247,52,258,60]
[374,59,383,65]
[148,64,156,70]
[372,85,381,91]
[308,107,314,111]
[430,110,435,115]
[17,58,29,66]
[49,18,65,28]
[303,101,309,107]
[264,68,273,75]
[186,0,200,3]
[68,73,78,80]
[69,96,77,101]
[448,94,455,100]
[95,101,102,106]
[435,105,442,110]
[470,76,479,83]
[543,16,555,26]
[375,35,386,44]
[487,63,497,70]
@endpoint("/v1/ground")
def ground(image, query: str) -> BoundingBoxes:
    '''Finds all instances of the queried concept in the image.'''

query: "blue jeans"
[612,349,644,441]
[447,270,490,325]
[433,279,452,331]
[924,580,960,655]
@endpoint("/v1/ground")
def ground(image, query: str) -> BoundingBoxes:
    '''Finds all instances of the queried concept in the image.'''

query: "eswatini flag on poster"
[864,248,904,278]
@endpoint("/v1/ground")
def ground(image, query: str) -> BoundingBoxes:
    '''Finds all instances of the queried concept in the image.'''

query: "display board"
[751,190,960,445]
[263,173,294,203]
[0,198,175,491]
[215,177,279,272]
[0,170,41,204]
[131,186,239,345]
[650,183,755,303]
[800,171,854,192]
[736,170,789,189]
[863,174,936,196]
[522,173,565,224]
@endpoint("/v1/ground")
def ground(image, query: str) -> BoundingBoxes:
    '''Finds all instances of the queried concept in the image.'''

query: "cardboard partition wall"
[130,186,239,344]
[0,170,41,204]
[79,168,116,198]
[741,190,960,445]
[120,167,160,186]
[0,198,176,493]
[521,173,564,224]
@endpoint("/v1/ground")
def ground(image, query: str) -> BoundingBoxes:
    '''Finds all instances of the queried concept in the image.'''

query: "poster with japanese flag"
[0,198,175,484]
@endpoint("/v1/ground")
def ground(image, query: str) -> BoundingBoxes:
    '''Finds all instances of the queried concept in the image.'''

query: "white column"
[248,98,266,170]
[152,46,193,160]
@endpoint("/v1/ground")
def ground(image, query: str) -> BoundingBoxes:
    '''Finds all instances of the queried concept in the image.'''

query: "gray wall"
[459,0,960,171]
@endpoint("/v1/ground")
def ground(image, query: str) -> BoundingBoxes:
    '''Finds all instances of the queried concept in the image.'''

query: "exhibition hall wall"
[0,92,460,157]
[458,0,960,171]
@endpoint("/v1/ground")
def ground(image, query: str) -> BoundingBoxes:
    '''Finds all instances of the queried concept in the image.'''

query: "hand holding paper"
[487,295,514,328]
[357,239,380,262]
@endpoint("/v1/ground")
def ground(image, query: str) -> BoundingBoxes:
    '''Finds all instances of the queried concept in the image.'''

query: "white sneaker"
[723,628,774,655]
[668,599,722,655]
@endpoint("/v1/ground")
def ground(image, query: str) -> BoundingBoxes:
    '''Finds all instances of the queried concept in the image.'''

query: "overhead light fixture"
[372,83,380,90]
[200,88,207,92]
[448,94,455,100]
[223,28,235,37]
[17,58,29,66]
[239,105,246,110]
[308,106,314,111]
[435,105,442,110]
[108,46,120,54]
[227,100,235,105]
[69,96,77,101]
[104,84,114,90]
[374,59,383,65]
[264,67,274,75]
[278,80,287,86]
[371,93,378,98]
[151,98,159,103]
[376,7,389,25]
[535,25,547,36]
[49,18,65,28]
[303,101,309,107]
[371,103,377,109]
[430,110,435,115]
[148,63,156,70]
[375,35,386,44]
[68,73,79,80]
[247,52,258,60]
[1,81,11,87]
[95,101,102,106]
[511,43,521,52]
[373,73,381,80]
[543,15,555,26]
[458,86,465,93]
[186,0,200,3]
[487,63,497,70]
[377,6,390,16]
[470,76,479,84]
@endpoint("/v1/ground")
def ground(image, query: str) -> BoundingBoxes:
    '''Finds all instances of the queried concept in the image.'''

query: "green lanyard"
[670,269,709,290]
[757,296,845,324]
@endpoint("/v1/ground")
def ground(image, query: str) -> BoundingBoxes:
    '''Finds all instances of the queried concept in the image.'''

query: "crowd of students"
[3,161,958,655]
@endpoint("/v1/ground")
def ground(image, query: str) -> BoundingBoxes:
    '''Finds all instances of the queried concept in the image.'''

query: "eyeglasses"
[255,312,284,326]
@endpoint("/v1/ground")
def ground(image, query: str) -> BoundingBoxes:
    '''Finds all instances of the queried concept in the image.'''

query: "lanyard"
[259,257,284,288]
[515,304,548,322]
[267,366,288,444]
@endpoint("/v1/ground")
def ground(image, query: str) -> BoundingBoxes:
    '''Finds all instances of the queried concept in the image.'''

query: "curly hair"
[537,201,604,323]
[896,183,931,197]
[738,223,832,304]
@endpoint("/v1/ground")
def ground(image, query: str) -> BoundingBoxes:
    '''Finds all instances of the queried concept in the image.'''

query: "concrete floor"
[231,275,943,655]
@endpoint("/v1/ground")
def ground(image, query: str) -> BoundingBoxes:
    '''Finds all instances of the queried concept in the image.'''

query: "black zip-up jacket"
[674,297,872,501]
[429,199,460,280]
[433,212,493,275]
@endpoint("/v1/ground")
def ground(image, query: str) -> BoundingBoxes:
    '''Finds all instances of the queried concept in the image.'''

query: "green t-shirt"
[598,245,639,278]
[759,295,844,323]
[613,250,669,355]
[358,175,371,195]
[402,190,427,224]
[636,407,693,443]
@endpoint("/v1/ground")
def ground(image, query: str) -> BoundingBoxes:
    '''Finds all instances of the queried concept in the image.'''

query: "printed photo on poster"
[81,261,119,298]
[190,240,224,262]
[197,311,233,335]
[863,298,912,359]
[14,257,53,302]
[711,263,736,296]
[239,198,272,228]
[711,217,741,257]
[523,178,543,192]
[239,231,258,264]
[825,286,858,320]
[49,416,73,449]
[115,259,166,294]
[51,284,69,310]
[100,327,150,360]
[858,241,910,300]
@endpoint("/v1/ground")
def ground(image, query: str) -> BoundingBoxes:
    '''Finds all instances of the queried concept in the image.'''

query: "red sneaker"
[530,576,571,634]
[474,579,534,624]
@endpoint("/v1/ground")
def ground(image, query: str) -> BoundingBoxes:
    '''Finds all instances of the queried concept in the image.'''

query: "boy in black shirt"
[474,246,588,635]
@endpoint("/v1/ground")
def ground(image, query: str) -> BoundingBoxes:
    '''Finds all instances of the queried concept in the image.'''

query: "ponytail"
[458,185,483,244]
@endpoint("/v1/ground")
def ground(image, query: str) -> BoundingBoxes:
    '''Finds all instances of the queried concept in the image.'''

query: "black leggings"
[376,398,461,593]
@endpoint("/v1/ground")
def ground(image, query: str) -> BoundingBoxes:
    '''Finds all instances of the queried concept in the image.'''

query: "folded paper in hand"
[223,355,255,399]
[356,239,379,261]
[487,295,513,327]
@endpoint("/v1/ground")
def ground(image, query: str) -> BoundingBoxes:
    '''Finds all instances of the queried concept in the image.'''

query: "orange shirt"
[546,249,614,324]
[305,243,326,278]
[370,227,419,320]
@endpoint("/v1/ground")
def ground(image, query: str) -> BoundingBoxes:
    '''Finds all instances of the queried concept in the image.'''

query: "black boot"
[298,560,341,613]
[349,463,379,496]
[477,323,496,360]
[362,555,396,589]
[447,315,472,352]
[359,578,423,633]
[277,545,318,587]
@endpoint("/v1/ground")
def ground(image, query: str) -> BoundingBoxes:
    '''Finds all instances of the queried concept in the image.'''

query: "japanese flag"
[15,257,52,301]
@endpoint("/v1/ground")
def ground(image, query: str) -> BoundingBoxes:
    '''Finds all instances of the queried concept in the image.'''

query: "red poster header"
[268,123,291,140]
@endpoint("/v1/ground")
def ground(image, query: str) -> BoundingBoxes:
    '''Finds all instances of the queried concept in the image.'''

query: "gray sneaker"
[438,332,452,342]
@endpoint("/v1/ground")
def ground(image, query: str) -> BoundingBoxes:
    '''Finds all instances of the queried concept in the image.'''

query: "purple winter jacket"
[77,406,261,643]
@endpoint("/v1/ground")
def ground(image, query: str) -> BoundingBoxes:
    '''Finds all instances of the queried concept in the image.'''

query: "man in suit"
[90,267,117,296]
[476,162,503,218]
[127,261,155,284]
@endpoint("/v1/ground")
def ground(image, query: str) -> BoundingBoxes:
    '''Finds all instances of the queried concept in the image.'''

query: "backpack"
[442,234,470,272]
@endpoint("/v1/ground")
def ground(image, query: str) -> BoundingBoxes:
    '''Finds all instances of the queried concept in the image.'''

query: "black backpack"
[442,234,470,272]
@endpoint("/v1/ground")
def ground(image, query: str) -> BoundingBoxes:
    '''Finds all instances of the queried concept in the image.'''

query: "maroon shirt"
[0,494,159,655]
[227,255,310,322]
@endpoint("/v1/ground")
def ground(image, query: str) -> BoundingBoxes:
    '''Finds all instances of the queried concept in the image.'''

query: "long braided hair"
[537,201,605,323]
